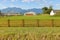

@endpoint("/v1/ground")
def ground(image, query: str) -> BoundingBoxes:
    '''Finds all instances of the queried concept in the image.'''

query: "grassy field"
[0,27,60,40]
[0,15,60,40]
[0,15,60,27]
[0,15,60,20]
[0,27,60,34]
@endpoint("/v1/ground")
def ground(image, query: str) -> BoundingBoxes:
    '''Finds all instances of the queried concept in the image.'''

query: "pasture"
[0,15,60,27]
[0,15,60,40]
[0,14,60,20]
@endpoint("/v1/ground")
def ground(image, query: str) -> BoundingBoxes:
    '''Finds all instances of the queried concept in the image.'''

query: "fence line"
[37,19,39,27]
[52,19,54,27]
[0,19,60,27]
[8,19,10,27]
[22,19,24,27]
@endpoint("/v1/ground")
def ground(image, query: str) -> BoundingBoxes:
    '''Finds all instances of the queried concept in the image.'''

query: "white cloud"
[22,0,40,2]
[11,0,18,2]
[7,3,14,7]
[2,6,7,9]
[42,0,47,3]
[0,3,7,9]
[55,4,60,6]
[22,0,34,2]
[1,0,7,3]
[1,0,18,3]
[42,0,52,3]
[42,0,51,4]
[42,0,53,6]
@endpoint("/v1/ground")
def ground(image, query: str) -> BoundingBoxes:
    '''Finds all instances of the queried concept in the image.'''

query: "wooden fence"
[0,19,60,27]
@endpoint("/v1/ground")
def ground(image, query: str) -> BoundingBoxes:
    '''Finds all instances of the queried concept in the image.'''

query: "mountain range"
[1,7,42,14]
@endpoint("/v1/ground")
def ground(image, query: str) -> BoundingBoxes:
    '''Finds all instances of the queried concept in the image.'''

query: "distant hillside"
[1,7,42,14]
[26,8,42,14]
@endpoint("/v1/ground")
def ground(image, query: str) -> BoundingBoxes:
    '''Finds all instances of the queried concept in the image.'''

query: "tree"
[49,6,53,10]
[42,7,48,14]
[0,10,2,16]
[42,7,48,11]
[46,6,53,14]
[42,6,53,14]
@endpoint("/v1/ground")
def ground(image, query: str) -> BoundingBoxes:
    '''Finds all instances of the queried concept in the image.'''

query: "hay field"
[0,15,60,40]
[0,27,60,40]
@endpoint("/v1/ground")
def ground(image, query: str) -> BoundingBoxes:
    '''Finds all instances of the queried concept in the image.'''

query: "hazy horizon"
[0,0,60,10]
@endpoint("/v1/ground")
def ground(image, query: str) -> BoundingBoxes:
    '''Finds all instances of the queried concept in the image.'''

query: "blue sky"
[0,0,60,10]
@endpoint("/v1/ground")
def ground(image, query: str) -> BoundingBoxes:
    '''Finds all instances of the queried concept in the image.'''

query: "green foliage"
[42,6,53,14]
[42,7,48,11]
[0,10,1,15]
[0,10,3,16]
[42,7,48,14]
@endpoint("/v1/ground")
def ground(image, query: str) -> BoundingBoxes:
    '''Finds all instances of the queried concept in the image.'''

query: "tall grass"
[0,27,60,40]
[0,32,60,40]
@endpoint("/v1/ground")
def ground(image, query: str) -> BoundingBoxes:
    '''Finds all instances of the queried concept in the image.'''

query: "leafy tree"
[47,6,53,14]
[42,7,48,11]
[0,10,2,16]
[42,7,48,14]
[42,6,53,14]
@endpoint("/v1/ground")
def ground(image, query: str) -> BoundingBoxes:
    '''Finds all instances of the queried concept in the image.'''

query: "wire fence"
[0,19,60,27]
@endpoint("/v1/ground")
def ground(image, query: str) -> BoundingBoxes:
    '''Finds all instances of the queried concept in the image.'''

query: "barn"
[24,12,36,16]
[54,10,60,16]
[3,13,21,16]
[50,10,55,16]
[49,10,60,16]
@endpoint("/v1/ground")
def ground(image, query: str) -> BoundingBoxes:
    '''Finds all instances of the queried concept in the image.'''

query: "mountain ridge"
[1,7,42,14]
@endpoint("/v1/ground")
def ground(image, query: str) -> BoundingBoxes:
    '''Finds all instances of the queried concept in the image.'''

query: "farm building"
[50,10,55,16]
[3,13,21,16]
[24,12,36,16]
[50,10,60,16]
[53,10,60,16]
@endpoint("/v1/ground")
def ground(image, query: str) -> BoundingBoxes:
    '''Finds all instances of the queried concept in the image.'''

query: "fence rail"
[0,19,60,27]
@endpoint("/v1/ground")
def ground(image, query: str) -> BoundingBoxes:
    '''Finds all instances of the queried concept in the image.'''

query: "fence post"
[22,19,24,27]
[8,19,10,27]
[37,19,39,27]
[52,19,54,27]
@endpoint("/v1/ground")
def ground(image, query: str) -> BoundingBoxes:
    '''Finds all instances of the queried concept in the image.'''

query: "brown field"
[54,19,60,27]
[10,20,23,27]
[0,27,60,40]
[0,32,60,40]
[0,20,8,27]
[39,19,52,27]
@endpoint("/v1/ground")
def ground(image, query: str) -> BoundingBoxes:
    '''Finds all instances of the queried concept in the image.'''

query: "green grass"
[0,15,60,40]
[0,15,60,20]
[0,15,60,27]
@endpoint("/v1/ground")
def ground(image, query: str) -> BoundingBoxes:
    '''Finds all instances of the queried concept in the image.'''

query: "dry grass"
[10,20,23,27]
[54,19,60,27]
[0,27,60,40]
[39,19,52,27]
[0,32,60,40]
[0,20,8,27]
[24,19,37,27]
